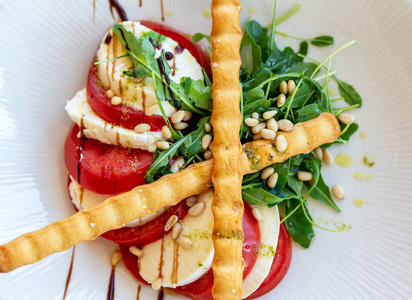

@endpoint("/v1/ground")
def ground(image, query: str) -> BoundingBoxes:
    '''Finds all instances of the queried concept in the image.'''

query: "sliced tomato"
[64,125,154,195]
[120,203,261,299]
[87,21,211,131]
[247,223,292,299]
[87,64,170,131]
[102,201,189,246]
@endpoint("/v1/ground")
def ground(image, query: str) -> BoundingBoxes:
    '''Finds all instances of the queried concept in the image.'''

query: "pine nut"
[164,215,179,231]
[204,150,213,159]
[323,148,334,165]
[111,96,123,106]
[277,94,286,107]
[263,110,277,120]
[171,110,185,124]
[297,171,313,181]
[261,167,275,180]
[267,172,279,188]
[314,147,323,160]
[204,122,212,132]
[288,80,296,94]
[276,135,287,152]
[182,110,193,121]
[337,113,355,125]
[267,118,278,132]
[252,207,263,222]
[111,251,122,266]
[208,142,213,151]
[129,246,143,258]
[245,118,259,127]
[278,119,293,131]
[157,141,170,150]
[188,202,205,216]
[175,122,188,130]
[178,236,193,250]
[186,196,198,208]
[252,112,259,119]
[202,134,212,150]
[106,89,115,99]
[261,128,276,140]
[152,278,162,290]
[162,126,172,139]
[172,222,182,240]
[146,104,159,116]
[251,122,266,134]
[253,133,262,140]
[332,185,344,200]
[279,81,288,94]
[134,123,151,133]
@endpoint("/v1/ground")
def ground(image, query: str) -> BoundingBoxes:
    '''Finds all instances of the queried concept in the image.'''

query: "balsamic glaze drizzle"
[107,266,116,300]
[62,246,76,300]
[108,0,128,21]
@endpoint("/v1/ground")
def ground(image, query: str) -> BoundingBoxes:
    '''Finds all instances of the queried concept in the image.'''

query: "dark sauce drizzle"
[108,0,128,21]
[156,57,180,109]
[104,32,112,45]
[136,285,141,300]
[157,288,164,300]
[62,246,76,300]
[107,265,116,300]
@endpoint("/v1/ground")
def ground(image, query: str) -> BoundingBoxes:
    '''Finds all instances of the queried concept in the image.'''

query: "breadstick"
[209,0,244,298]
[0,113,340,273]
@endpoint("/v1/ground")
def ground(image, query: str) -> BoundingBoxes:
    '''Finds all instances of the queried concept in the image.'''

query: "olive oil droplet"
[336,153,354,167]
[353,197,365,207]
[360,131,367,139]
[353,171,372,181]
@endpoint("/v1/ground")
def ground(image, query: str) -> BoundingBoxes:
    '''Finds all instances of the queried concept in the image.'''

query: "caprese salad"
[64,20,291,299]
[64,1,361,298]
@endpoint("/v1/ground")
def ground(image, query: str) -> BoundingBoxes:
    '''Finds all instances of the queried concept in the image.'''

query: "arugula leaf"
[180,117,211,158]
[112,24,211,115]
[285,198,315,248]
[303,159,341,212]
[286,62,318,77]
[335,76,362,107]
[323,122,359,148]
[143,30,166,45]
[242,20,270,74]
[181,77,212,111]
[263,47,303,74]
[242,188,286,206]
[192,33,211,44]
[145,136,189,183]
[310,35,334,47]
[298,41,308,56]
[296,103,328,122]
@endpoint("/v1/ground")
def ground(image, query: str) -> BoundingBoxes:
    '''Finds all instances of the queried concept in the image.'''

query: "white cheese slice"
[138,189,214,288]
[96,21,203,117]
[242,205,280,298]
[65,88,167,152]
[68,177,167,228]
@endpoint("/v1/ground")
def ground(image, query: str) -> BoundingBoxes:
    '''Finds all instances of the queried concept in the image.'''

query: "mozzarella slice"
[96,21,204,116]
[68,178,167,228]
[242,205,280,298]
[65,88,167,152]
[138,190,214,288]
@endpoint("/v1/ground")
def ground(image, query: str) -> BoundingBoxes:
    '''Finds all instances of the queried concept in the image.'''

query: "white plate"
[1,0,412,299]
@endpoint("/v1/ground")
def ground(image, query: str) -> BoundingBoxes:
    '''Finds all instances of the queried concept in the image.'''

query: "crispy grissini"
[209,0,245,298]
[0,113,340,273]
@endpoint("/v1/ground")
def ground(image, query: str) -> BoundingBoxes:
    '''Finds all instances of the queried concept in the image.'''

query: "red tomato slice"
[120,203,261,299]
[246,223,292,299]
[64,125,154,195]
[87,64,170,131]
[102,200,189,247]
[87,21,211,131]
